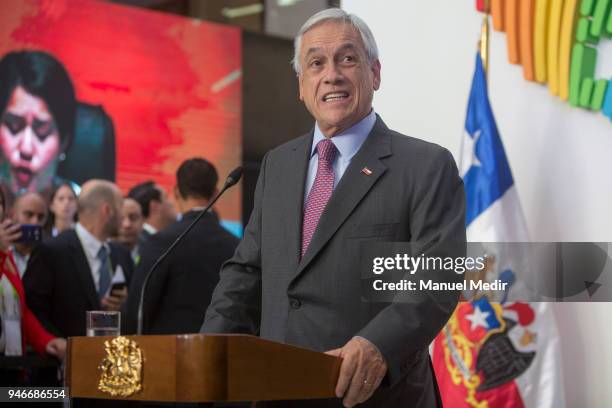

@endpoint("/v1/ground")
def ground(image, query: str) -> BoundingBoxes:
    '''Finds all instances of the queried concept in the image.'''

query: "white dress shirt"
[10,248,30,279]
[75,223,110,292]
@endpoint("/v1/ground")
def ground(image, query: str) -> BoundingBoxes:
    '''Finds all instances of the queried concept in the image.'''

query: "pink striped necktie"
[301,139,337,258]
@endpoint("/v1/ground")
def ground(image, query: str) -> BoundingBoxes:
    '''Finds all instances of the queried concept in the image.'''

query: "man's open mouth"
[323,92,349,102]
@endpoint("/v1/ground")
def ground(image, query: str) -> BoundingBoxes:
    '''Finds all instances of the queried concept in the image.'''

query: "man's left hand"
[101,287,128,311]
[46,338,67,360]
[325,336,387,407]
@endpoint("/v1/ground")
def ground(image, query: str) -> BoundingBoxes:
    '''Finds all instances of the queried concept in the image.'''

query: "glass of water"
[86,311,120,336]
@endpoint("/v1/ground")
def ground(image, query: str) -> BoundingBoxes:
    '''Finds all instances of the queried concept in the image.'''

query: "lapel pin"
[361,167,372,176]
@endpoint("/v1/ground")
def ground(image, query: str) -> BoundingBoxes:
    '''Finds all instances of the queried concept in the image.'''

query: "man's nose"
[18,126,35,161]
[323,63,344,85]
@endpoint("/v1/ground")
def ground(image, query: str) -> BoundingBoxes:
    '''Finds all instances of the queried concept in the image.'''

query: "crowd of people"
[0,157,238,386]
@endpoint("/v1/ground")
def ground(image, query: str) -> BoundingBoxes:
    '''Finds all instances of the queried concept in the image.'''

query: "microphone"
[225,166,243,188]
[136,166,243,335]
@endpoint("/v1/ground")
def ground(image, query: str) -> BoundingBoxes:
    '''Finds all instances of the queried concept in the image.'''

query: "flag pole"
[478,0,492,272]
[479,0,491,78]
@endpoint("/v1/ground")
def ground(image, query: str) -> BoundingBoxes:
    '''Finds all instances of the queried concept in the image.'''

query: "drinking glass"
[86,311,120,336]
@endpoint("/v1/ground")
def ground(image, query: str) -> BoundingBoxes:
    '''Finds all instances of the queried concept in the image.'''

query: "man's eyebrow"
[336,43,358,53]
[304,47,322,58]
[304,43,358,58]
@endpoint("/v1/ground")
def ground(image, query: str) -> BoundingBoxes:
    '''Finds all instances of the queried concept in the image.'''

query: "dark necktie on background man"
[301,139,337,258]
[97,246,111,298]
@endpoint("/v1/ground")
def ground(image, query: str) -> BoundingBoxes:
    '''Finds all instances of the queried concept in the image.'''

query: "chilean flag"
[432,52,565,408]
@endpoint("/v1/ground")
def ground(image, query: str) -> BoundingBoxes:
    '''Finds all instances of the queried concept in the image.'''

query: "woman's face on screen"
[0,85,60,192]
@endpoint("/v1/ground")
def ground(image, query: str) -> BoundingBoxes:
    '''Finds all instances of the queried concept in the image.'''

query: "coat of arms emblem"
[98,336,143,397]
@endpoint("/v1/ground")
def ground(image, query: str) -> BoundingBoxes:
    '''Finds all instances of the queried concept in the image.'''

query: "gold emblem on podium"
[98,336,143,397]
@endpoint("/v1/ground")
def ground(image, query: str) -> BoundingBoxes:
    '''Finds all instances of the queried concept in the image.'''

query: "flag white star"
[460,129,482,177]
[466,305,490,331]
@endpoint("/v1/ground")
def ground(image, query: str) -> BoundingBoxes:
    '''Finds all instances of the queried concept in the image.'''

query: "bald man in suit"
[24,180,133,337]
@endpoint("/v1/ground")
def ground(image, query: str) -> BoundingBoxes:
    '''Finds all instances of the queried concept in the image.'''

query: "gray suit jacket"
[202,116,466,407]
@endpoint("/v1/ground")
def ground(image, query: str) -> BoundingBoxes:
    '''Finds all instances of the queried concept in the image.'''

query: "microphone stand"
[136,167,243,335]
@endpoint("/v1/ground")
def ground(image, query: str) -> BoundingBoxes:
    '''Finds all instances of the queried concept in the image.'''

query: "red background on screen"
[0,0,242,221]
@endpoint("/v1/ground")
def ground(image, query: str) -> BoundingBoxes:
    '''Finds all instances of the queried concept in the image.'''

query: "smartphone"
[16,224,42,243]
[110,282,127,294]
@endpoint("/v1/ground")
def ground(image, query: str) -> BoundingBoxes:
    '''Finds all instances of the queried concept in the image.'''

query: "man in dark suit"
[201,8,466,408]
[127,181,177,244]
[116,197,145,265]
[23,180,133,338]
[125,158,238,335]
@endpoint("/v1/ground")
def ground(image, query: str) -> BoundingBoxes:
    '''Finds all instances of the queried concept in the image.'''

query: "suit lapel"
[282,133,313,271]
[291,117,392,282]
[68,231,100,309]
[109,244,119,276]
[107,243,131,284]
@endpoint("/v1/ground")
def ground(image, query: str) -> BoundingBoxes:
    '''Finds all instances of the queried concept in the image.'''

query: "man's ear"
[149,199,161,216]
[173,187,184,214]
[371,59,381,90]
[298,73,305,101]
[101,202,111,219]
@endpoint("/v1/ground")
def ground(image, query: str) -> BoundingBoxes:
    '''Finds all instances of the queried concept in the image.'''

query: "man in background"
[9,192,47,277]
[127,181,176,243]
[24,180,134,337]
[126,158,238,334]
[116,197,144,264]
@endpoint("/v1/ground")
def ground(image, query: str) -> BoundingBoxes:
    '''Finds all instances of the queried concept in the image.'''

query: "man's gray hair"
[292,8,379,74]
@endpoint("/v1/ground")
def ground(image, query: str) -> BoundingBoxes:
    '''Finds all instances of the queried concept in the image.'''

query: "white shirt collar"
[311,109,377,160]
[142,223,157,235]
[75,223,108,260]
[9,246,30,278]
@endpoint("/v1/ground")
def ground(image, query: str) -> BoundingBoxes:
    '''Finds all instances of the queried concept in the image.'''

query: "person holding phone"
[23,180,134,337]
[0,188,65,384]
[6,192,46,278]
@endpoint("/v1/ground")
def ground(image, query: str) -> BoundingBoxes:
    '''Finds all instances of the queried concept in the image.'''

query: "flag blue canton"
[463,53,514,226]
[472,297,502,330]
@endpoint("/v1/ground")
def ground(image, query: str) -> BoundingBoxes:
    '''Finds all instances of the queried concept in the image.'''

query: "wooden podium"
[66,334,341,402]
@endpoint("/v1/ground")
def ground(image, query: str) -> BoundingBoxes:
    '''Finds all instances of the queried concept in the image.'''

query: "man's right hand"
[0,220,21,252]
